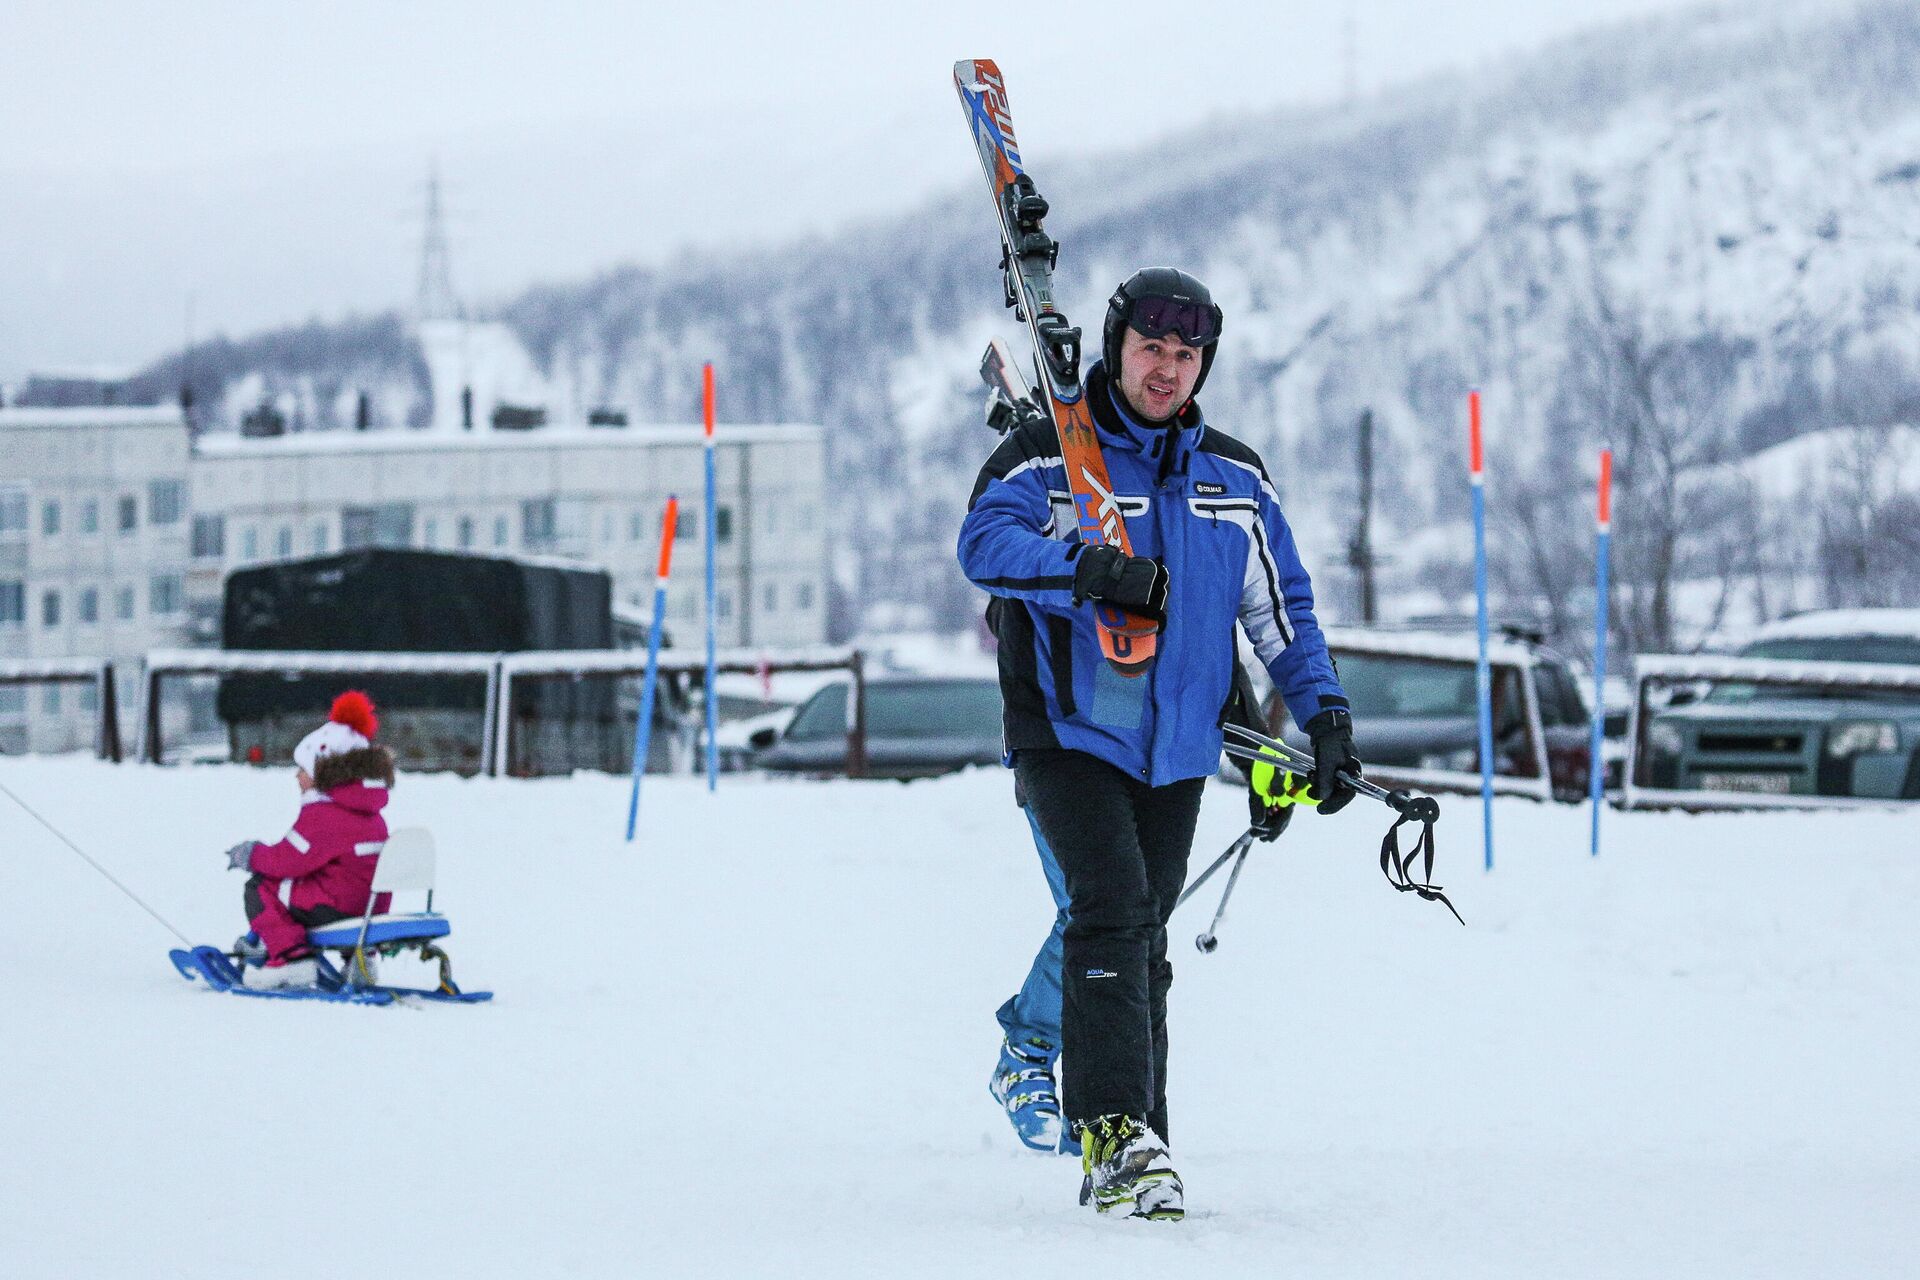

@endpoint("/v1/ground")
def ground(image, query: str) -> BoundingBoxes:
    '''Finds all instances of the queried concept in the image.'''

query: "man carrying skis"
[958,267,1361,1220]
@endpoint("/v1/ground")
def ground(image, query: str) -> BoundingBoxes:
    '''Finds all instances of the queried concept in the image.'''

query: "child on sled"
[225,691,394,989]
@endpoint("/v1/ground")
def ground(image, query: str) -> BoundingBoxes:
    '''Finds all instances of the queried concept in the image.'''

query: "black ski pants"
[1014,747,1205,1144]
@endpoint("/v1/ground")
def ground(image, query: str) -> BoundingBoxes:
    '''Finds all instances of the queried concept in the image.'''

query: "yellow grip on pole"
[1250,746,1318,809]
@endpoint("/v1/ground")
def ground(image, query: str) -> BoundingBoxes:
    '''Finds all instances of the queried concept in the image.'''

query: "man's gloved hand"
[223,840,259,872]
[1245,746,1314,841]
[1302,708,1362,815]
[1071,545,1170,623]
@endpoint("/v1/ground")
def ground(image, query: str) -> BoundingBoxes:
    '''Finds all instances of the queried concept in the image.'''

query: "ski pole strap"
[1377,791,1465,926]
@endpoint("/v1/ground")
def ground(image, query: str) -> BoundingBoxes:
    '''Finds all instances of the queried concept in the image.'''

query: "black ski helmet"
[1102,267,1224,399]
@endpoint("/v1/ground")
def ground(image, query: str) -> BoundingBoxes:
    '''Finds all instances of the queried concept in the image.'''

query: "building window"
[42,500,61,537]
[43,684,61,715]
[601,511,614,544]
[423,517,438,548]
[0,490,26,536]
[715,590,732,622]
[115,586,135,621]
[42,589,60,627]
[78,587,99,624]
[493,515,508,548]
[191,514,225,559]
[715,506,734,543]
[629,511,643,542]
[118,494,138,532]
[242,526,258,560]
[342,504,414,551]
[762,583,778,614]
[795,583,814,610]
[0,687,22,717]
[275,525,292,558]
[149,574,183,616]
[77,682,98,713]
[0,580,23,625]
[522,498,556,547]
[675,508,697,541]
[313,522,329,553]
[795,504,815,532]
[458,516,475,550]
[148,479,184,524]
[80,498,99,534]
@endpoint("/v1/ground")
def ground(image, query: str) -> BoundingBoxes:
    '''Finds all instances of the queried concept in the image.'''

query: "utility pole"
[180,292,197,436]
[1348,407,1377,623]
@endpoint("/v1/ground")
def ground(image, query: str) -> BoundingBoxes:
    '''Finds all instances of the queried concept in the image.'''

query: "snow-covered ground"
[4,757,1916,1278]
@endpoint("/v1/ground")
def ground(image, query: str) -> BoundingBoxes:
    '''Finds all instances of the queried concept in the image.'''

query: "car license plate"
[1696,772,1793,795]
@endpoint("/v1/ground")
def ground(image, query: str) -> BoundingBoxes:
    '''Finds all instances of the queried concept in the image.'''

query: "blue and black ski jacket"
[958,363,1348,787]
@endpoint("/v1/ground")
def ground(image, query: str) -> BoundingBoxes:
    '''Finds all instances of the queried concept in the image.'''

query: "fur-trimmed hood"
[314,744,396,794]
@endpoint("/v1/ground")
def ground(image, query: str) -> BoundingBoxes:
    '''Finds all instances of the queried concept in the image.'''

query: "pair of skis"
[169,945,492,1004]
[955,58,1158,678]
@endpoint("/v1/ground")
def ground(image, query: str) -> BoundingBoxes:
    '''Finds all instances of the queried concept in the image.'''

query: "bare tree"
[1562,278,1748,654]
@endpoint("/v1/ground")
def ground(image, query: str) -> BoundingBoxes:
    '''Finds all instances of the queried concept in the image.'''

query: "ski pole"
[1220,723,1464,925]
[1220,723,1436,821]
[1176,828,1255,910]
[1194,834,1255,954]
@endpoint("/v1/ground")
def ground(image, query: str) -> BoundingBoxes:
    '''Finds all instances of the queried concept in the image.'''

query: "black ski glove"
[1302,708,1362,815]
[224,840,259,872]
[1071,545,1169,623]
[1248,785,1295,842]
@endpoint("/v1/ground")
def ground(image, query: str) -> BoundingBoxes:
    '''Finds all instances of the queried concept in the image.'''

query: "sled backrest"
[372,828,437,894]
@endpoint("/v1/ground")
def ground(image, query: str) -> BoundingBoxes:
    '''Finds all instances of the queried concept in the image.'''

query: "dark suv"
[1644,613,1920,799]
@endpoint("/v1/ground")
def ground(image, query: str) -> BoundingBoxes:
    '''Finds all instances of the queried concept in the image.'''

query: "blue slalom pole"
[627,496,680,842]
[1470,391,1494,872]
[702,363,719,790]
[1588,450,1614,857]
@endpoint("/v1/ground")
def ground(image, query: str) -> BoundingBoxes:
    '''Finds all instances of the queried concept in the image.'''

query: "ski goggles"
[1123,294,1222,347]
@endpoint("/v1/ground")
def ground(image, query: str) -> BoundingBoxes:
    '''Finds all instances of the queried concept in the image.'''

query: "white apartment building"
[2,404,828,755]
[187,423,828,649]
[0,406,193,752]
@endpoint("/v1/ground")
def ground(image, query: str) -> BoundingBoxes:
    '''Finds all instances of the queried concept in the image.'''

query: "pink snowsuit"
[244,780,393,960]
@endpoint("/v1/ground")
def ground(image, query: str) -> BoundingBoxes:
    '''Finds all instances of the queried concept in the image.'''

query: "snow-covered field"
[4,757,1916,1278]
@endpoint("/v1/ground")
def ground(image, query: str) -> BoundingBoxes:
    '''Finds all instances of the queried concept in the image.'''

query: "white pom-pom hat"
[294,691,378,776]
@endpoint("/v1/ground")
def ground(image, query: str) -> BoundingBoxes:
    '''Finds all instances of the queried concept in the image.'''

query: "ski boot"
[231,932,267,967]
[1075,1115,1184,1220]
[989,1037,1077,1154]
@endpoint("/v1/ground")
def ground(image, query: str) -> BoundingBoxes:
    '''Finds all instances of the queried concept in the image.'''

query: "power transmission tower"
[417,162,461,322]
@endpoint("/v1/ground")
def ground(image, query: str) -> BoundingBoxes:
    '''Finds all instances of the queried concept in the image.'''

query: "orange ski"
[955,58,1158,677]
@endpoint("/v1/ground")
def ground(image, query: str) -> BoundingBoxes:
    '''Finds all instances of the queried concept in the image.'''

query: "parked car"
[1257,627,1596,802]
[749,676,1004,780]
[1644,610,1920,799]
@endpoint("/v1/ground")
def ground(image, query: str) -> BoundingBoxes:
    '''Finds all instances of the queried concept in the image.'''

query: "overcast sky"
[0,0,1700,379]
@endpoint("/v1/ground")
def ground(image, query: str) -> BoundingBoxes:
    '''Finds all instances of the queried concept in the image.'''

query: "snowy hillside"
[130,0,1920,644]
[4,758,1917,1277]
